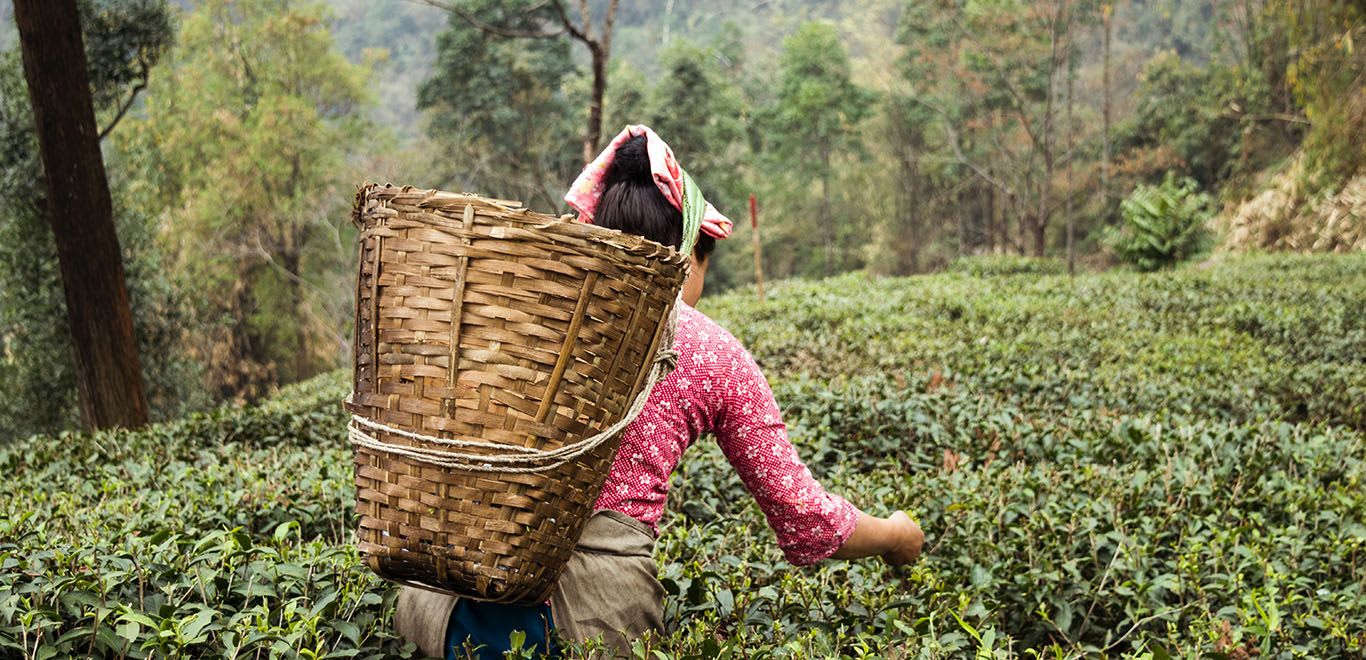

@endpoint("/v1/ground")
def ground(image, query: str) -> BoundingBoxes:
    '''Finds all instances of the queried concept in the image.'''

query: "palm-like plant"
[1108,173,1213,271]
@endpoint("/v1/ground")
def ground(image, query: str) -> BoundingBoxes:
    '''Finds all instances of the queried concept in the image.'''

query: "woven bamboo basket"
[342,183,688,604]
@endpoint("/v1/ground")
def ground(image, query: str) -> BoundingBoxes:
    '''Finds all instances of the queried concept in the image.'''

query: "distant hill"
[323,0,446,141]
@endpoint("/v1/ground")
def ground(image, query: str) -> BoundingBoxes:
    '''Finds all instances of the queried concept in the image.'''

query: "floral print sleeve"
[593,304,860,566]
[710,338,861,566]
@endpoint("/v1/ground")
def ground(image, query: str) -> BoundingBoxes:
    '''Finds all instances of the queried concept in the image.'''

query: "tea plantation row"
[2,254,1363,658]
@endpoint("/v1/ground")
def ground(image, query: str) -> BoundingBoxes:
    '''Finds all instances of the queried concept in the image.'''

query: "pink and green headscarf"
[565,124,733,255]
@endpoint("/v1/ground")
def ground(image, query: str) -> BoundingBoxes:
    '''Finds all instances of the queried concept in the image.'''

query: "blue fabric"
[444,598,557,659]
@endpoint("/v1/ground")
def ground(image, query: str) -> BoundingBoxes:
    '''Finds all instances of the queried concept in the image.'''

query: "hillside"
[1217,154,1366,253]
[3,253,1364,657]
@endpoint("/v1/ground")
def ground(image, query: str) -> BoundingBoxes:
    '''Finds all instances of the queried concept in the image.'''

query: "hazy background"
[1,0,1361,438]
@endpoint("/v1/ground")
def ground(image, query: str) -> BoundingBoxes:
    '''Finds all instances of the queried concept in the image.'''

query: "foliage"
[645,38,750,291]
[326,0,445,142]
[1272,0,1366,186]
[0,371,411,658]
[946,255,1067,277]
[1119,51,1286,190]
[647,40,748,213]
[119,0,372,401]
[1106,174,1212,271]
[0,0,203,440]
[758,21,874,278]
[415,0,581,213]
[893,0,1087,258]
[3,255,1365,657]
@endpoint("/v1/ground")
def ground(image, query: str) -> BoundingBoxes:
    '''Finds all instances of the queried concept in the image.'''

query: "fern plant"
[1108,173,1213,271]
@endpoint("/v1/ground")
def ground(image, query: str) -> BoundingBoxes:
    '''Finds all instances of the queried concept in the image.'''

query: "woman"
[395,126,924,659]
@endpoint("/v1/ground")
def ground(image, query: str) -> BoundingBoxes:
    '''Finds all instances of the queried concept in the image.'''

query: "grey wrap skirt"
[393,509,665,658]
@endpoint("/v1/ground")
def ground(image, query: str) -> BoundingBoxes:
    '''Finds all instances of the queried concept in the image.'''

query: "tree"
[1119,51,1282,189]
[1268,0,1365,186]
[420,0,622,165]
[646,38,749,288]
[1105,173,1211,271]
[887,0,949,272]
[1,1,196,439]
[763,22,873,276]
[12,0,150,431]
[124,0,371,400]
[896,0,1087,258]
[417,0,580,211]
[1065,2,1078,275]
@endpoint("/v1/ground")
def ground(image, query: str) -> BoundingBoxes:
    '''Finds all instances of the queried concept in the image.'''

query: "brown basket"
[342,183,688,604]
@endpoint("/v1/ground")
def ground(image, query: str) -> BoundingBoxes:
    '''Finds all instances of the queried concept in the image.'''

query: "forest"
[1,0,1362,436]
[1,0,1364,658]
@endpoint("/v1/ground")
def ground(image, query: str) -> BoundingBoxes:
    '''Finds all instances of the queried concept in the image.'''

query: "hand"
[881,510,924,566]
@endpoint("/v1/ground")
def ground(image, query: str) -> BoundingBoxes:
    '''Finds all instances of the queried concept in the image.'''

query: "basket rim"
[353,181,690,268]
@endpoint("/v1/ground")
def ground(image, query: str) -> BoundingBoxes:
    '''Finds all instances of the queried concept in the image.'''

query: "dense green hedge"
[712,254,1366,430]
[3,254,1364,658]
[945,255,1069,277]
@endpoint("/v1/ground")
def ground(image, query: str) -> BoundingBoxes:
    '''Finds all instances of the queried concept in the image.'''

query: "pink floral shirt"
[593,303,861,566]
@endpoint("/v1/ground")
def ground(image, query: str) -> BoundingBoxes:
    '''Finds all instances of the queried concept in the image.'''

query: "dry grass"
[1217,153,1366,253]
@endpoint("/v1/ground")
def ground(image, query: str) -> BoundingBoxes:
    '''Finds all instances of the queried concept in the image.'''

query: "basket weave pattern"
[343,183,687,603]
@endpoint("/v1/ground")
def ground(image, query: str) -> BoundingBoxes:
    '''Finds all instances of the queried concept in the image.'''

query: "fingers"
[883,512,925,566]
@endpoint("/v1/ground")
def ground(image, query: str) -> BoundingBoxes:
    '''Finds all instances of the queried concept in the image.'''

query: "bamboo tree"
[127,0,371,399]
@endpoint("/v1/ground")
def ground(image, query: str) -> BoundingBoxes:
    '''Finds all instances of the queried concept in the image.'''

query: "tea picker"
[346,125,925,658]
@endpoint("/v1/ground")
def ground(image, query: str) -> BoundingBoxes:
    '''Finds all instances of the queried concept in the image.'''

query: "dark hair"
[594,134,716,263]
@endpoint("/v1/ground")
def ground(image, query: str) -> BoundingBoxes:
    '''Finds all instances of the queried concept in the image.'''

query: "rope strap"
[348,298,682,474]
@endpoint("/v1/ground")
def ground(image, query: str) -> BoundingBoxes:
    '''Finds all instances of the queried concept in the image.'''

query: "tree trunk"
[900,145,921,273]
[14,0,150,431]
[1037,0,1064,259]
[281,247,307,382]
[1033,213,1047,257]
[584,43,606,165]
[986,186,997,254]
[821,146,833,276]
[749,193,765,301]
[1066,1,1076,275]
[957,186,968,257]
[1102,3,1113,209]
[574,0,619,165]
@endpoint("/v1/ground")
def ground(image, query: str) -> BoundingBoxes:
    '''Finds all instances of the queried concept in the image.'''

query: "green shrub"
[1107,174,1213,271]
[947,255,1067,277]
[2,255,1364,658]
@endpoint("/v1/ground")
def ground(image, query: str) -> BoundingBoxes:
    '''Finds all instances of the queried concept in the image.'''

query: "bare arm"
[830,510,924,565]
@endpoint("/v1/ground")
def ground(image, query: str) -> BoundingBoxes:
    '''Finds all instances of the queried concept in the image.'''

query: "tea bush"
[946,256,1068,277]
[2,254,1364,658]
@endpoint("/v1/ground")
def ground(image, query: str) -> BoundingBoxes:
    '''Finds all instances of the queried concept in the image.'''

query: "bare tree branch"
[602,0,619,57]
[549,0,591,44]
[1223,111,1311,125]
[911,95,1018,200]
[99,51,150,140]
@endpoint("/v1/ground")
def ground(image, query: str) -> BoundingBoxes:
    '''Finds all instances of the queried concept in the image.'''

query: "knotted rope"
[347,298,682,473]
